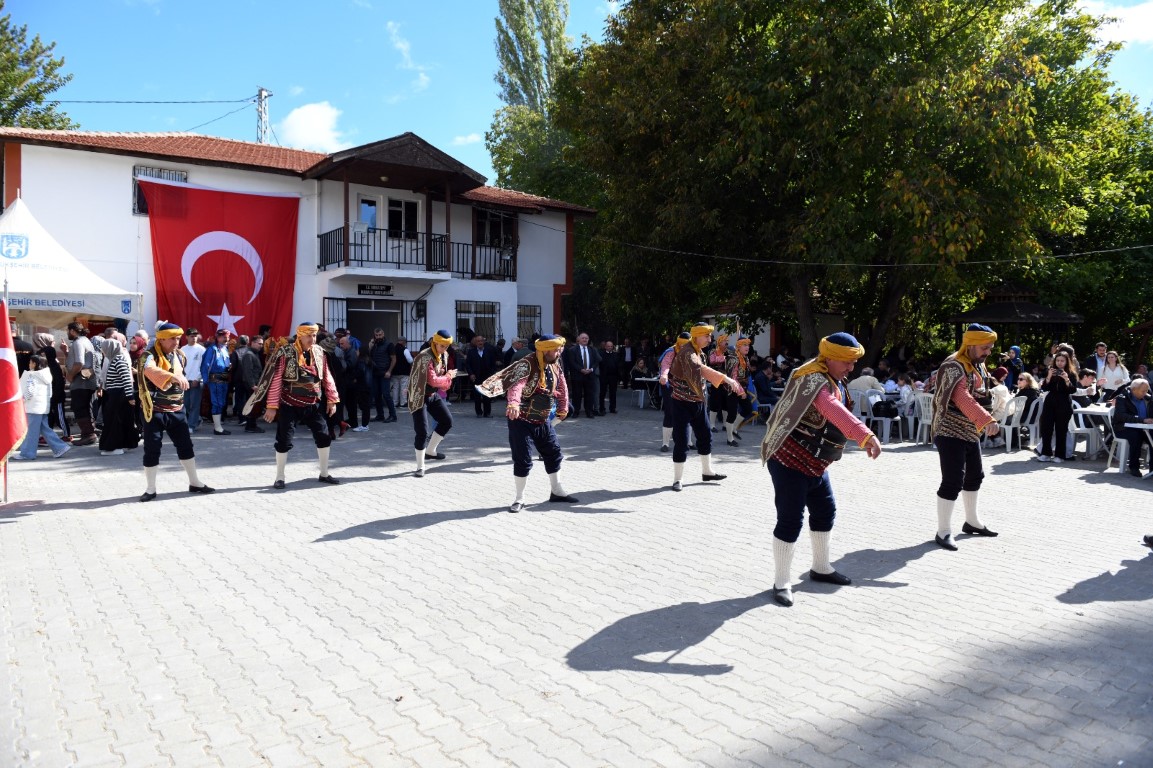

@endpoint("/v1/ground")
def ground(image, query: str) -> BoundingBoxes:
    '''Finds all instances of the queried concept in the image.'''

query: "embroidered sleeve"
[556,372,569,415]
[506,375,527,406]
[322,358,340,403]
[813,386,874,447]
[950,374,995,429]
[426,358,454,390]
[659,350,674,378]
[266,356,288,408]
[143,357,178,390]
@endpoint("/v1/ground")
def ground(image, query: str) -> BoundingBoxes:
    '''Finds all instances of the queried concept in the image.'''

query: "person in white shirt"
[180,328,206,431]
[1100,350,1130,400]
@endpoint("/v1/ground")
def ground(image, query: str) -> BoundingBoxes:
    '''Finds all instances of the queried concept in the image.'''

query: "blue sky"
[10,0,1153,186]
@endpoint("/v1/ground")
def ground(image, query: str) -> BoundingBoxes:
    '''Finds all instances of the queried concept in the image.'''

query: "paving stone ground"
[2,404,1152,767]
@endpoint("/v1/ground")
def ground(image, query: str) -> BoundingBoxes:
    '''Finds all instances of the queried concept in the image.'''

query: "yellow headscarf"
[951,324,998,375]
[793,333,865,378]
[675,335,692,351]
[534,335,566,388]
[295,323,319,367]
[150,322,184,372]
[735,337,751,371]
[689,324,714,355]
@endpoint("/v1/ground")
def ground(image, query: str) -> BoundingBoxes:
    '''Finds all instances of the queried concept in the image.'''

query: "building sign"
[358,283,394,296]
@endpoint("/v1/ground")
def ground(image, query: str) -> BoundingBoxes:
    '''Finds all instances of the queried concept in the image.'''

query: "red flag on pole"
[1,300,28,466]
[138,180,299,337]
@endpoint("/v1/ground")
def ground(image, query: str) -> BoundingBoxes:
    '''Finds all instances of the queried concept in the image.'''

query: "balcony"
[318,226,516,281]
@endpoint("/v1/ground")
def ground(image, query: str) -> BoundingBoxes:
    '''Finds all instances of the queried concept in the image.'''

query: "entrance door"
[348,298,402,344]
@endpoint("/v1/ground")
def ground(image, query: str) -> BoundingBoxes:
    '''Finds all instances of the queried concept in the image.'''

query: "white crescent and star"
[0,348,19,404]
[180,231,265,333]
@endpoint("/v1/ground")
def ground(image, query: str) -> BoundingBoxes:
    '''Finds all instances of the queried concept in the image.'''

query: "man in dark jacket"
[369,328,397,422]
[233,335,266,433]
[1112,377,1152,478]
[598,340,621,414]
[563,333,601,418]
[465,334,501,417]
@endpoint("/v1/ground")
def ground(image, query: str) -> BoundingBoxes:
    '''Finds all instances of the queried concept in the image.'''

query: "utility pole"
[256,87,272,144]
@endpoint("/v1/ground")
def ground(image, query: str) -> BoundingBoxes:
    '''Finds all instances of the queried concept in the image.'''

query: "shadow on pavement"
[313,506,503,543]
[566,592,772,675]
[810,541,939,590]
[1056,554,1153,604]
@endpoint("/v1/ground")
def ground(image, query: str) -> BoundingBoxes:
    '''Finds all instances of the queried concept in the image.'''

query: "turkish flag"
[138,179,299,337]
[1,300,28,461]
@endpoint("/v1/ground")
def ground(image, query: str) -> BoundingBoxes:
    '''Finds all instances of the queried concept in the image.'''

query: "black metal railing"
[318,226,517,281]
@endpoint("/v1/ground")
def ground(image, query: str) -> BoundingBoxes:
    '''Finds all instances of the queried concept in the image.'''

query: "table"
[1126,422,1153,480]
[1073,404,1111,458]
[633,377,660,409]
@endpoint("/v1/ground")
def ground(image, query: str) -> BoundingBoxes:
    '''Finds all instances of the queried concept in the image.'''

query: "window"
[475,208,517,249]
[456,300,500,342]
[517,305,542,339]
[359,196,379,228]
[388,198,418,239]
[133,165,188,215]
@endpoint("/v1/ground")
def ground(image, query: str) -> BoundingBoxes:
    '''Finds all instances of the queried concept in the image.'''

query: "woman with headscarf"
[97,336,139,455]
[34,332,70,441]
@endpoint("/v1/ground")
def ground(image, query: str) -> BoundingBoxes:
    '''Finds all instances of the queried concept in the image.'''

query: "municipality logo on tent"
[121,300,132,315]
[1,234,29,260]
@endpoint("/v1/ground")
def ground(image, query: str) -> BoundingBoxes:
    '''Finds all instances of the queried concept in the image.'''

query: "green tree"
[0,1,76,129]
[555,0,1148,360]
[493,0,570,113]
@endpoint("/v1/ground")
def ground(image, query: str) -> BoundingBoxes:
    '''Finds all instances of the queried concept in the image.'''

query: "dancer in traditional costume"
[723,336,755,446]
[478,335,579,512]
[137,321,215,501]
[408,330,457,477]
[931,323,1001,550]
[759,333,881,607]
[657,332,692,452]
[248,323,341,489]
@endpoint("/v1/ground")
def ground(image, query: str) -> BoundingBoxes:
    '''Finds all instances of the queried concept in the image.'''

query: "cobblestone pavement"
[3,405,1152,767]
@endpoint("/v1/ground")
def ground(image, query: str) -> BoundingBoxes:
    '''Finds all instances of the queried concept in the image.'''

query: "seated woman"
[629,358,651,389]
[1100,351,1130,401]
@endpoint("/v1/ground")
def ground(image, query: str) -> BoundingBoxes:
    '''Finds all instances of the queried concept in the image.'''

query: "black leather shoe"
[213,430,231,436]
[424,452,446,460]
[660,445,670,453]
[935,534,958,551]
[139,491,157,502]
[1129,468,1143,477]
[810,570,851,586]
[671,481,682,492]
[734,432,742,440]
[702,473,727,482]
[509,501,524,513]
[317,475,340,485]
[244,426,265,433]
[962,522,998,537]
[1143,535,1153,549]
[549,493,578,503]
[727,440,738,447]
[273,480,286,489]
[772,587,793,607]
[383,416,397,423]
[188,484,215,494]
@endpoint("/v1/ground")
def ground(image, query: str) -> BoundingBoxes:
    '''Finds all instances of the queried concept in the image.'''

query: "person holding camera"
[1035,347,1078,463]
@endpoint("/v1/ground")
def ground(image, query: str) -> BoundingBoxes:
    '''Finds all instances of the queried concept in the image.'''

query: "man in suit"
[465,334,501,417]
[598,340,621,414]
[564,332,601,418]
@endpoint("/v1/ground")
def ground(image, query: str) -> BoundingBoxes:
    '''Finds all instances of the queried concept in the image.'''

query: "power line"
[55,96,257,104]
[184,103,254,133]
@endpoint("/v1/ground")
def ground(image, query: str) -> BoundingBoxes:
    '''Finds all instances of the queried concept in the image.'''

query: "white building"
[0,128,593,344]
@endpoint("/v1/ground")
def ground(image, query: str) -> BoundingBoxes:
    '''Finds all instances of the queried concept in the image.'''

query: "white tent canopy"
[1,198,143,329]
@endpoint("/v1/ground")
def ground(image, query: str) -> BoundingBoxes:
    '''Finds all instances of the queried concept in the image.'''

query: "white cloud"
[385,20,432,100]
[1081,1,1153,45]
[412,72,430,92]
[350,0,372,8]
[276,102,352,152]
[452,133,482,146]
[289,85,305,97]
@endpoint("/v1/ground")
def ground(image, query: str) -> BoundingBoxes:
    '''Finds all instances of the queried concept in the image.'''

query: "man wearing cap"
[248,323,341,489]
[180,329,206,431]
[931,323,1002,550]
[759,332,882,607]
[201,329,233,436]
[477,335,579,512]
[408,330,458,477]
[668,324,744,491]
[137,321,215,501]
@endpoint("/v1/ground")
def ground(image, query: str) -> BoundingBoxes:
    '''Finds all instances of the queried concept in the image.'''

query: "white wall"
[515,210,568,334]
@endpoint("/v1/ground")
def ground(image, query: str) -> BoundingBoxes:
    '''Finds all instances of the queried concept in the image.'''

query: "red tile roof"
[462,186,596,216]
[0,128,324,174]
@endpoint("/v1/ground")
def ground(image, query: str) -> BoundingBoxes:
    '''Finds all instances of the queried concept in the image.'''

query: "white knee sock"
[144,465,158,493]
[661,427,672,447]
[212,414,223,431]
[726,419,737,442]
[700,453,714,476]
[773,537,796,590]
[937,496,956,539]
[180,458,202,487]
[317,446,330,476]
[426,433,444,455]
[961,490,984,528]
[810,530,833,574]
[514,475,527,503]
[415,449,426,472]
[275,451,288,482]
[548,472,567,496]
[673,462,685,483]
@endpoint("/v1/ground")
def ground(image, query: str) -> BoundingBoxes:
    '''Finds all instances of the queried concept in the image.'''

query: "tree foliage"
[555,0,1152,360]
[493,0,571,114]
[0,1,76,129]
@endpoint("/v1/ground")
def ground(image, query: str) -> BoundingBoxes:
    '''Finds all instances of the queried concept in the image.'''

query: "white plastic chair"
[866,390,901,443]
[1070,410,1103,459]
[994,396,1026,453]
[1101,407,1150,473]
[914,393,935,444]
[1018,396,1042,450]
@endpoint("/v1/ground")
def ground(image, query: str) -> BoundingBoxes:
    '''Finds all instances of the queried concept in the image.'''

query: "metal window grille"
[517,305,542,339]
[455,300,501,341]
[133,165,188,215]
